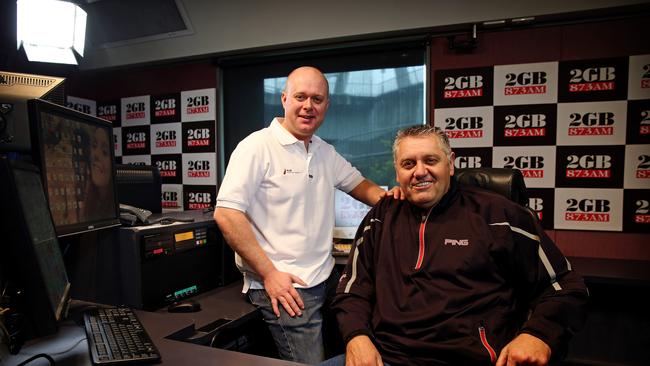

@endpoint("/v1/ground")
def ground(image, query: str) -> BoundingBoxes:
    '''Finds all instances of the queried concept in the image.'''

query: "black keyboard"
[83,307,161,365]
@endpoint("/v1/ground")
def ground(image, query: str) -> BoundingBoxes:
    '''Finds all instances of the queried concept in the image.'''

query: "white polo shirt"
[216,118,364,292]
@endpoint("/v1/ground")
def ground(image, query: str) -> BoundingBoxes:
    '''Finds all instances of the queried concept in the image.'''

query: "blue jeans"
[319,354,393,366]
[248,270,339,364]
[319,354,346,366]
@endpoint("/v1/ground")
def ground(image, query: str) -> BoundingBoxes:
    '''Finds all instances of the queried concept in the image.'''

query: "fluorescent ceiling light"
[17,0,87,65]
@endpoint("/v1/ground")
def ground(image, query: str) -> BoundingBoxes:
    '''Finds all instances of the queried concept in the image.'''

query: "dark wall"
[429,16,649,74]
[66,62,217,100]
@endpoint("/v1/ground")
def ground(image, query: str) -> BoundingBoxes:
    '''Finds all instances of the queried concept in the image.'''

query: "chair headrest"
[454,168,529,207]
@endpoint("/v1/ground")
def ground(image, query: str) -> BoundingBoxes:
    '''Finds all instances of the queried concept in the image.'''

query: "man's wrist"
[344,329,373,344]
[258,263,278,281]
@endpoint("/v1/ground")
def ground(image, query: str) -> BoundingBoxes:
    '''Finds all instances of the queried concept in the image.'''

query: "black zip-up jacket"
[333,179,588,365]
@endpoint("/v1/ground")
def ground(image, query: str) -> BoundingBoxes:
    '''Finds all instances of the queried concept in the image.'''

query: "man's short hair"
[393,125,452,162]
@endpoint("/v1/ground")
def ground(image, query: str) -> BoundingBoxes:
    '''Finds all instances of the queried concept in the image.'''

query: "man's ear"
[280,92,287,108]
[449,152,456,176]
[394,161,399,184]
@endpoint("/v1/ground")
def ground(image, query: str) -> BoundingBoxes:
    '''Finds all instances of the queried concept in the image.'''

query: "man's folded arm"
[509,211,589,356]
[332,293,375,343]
[520,267,588,355]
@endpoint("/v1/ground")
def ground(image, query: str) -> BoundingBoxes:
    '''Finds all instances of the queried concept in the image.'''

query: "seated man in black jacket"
[327,125,588,366]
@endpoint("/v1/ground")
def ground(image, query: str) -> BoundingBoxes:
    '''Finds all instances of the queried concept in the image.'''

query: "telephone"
[119,203,153,226]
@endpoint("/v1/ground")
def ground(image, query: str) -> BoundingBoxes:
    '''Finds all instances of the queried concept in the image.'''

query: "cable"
[0,110,7,138]
[1,281,8,299]
[149,216,195,225]
[209,329,220,348]
[18,336,87,357]
[16,353,56,366]
[0,314,10,343]
[1,286,15,354]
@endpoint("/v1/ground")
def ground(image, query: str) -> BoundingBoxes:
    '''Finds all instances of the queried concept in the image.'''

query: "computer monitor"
[28,99,121,237]
[0,157,71,352]
[333,189,375,240]
[0,71,66,153]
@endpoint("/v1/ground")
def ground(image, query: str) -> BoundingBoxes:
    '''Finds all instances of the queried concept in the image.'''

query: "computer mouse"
[167,300,201,313]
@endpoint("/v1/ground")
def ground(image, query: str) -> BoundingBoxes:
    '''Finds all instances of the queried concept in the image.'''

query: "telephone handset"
[119,203,153,226]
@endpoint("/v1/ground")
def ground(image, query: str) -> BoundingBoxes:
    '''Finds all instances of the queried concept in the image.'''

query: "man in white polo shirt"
[214,66,395,364]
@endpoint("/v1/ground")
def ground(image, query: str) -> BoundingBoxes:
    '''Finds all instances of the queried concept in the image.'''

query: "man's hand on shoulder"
[349,180,404,206]
[263,269,307,318]
[496,333,551,366]
[382,186,405,200]
[346,335,383,366]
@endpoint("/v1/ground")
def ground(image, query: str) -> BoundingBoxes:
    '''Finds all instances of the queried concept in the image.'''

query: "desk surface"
[2,282,303,366]
[145,282,304,366]
[568,256,650,286]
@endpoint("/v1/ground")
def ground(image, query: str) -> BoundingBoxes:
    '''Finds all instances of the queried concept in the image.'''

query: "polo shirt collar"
[270,118,323,150]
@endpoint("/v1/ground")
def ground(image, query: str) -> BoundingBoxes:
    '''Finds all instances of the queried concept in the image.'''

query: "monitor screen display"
[14,166,70,319]
[333,188,376,240]
[0,158,71,346]
[29,99,120,237]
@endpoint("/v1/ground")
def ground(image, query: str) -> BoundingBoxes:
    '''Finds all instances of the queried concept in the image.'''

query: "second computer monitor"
[333,189,372,240]
[0,158,71,347]
[28,99,121,237]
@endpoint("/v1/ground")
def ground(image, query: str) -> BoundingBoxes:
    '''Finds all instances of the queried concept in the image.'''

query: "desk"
[567,256,650,287]
[1,282,303,366]
[563,257,650,366]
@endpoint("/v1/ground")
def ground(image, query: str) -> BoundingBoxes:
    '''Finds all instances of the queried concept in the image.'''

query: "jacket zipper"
[478,325,497,363]
[414,206,435,270]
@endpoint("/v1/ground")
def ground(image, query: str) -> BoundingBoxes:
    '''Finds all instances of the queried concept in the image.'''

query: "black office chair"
[455,167,529,207]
